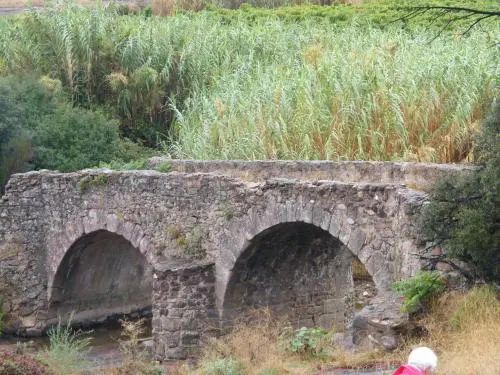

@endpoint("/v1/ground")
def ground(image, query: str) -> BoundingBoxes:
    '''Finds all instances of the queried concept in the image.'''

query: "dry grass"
[186,287,499,374]
[151,0,204,16]
[194,309,310,374]
[420,286,500,375]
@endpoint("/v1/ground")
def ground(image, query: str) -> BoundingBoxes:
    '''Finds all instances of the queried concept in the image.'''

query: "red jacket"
[393,365,424,375]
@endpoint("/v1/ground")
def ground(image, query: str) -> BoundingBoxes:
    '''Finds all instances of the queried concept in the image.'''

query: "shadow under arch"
[221,221,358,332]
[49,230,153,325]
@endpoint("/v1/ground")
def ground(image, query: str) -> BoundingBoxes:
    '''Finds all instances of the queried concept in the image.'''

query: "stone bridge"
[0,160,469,360]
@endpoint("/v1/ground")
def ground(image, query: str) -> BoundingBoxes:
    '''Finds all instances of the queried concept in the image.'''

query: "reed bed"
[0,1,497,161]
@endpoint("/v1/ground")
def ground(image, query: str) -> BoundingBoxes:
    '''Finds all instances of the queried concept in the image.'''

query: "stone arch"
[221,221,355,330]
[47,210,156,300]
[48,229,154,325]
[46,210,157,325]
[216,196,392,314]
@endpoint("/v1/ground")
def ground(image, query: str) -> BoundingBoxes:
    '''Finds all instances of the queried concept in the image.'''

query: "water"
[0,317,153,369]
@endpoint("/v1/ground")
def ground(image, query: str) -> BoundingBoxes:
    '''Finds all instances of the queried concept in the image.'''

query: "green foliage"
[420,103,500,282]
[154,161,172,173]
[0,1,497,161]
[0,350,50,375]
[206,0,500,29]
[393,271,445,314]
[0,74,148,192]
[0,75,59,191]
[79,174,109,194]
[97,158,150,170]
[32,106,121,172]
[45,317,91,375]
[201,357,246,375]
[286,326,331,358]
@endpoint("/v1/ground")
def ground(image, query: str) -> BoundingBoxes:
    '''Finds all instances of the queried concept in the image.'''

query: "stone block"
[181,331,200,346]
[317,314,340,330]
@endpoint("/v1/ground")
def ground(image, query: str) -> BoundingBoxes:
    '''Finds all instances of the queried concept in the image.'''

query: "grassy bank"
[167,286,499,375]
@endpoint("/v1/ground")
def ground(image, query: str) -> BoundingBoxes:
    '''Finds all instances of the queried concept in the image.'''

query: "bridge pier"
[152,262,218,360]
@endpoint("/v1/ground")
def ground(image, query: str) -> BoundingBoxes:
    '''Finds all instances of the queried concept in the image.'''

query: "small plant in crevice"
[183,226,207,260]
[154,161,172,173]
[167,225,207,259]
[79,174,109,193]
[393,271,446,314]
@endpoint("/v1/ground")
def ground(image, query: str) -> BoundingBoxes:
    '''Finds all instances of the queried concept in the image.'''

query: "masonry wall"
[0,162,441,358]
[152,262,218,360]
[223,222,354,331]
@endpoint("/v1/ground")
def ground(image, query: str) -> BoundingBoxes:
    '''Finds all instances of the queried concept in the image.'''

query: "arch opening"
[222,222,356,332]
[351,258,377,312]
[49,230,153,326]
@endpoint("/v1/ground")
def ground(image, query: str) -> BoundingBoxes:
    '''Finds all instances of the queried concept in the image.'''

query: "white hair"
[408,347,438,372]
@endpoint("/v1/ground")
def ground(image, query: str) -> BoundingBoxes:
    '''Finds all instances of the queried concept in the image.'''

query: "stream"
[0,317,153,370]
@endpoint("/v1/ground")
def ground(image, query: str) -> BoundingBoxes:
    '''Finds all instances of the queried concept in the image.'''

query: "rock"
[380,335,397,351]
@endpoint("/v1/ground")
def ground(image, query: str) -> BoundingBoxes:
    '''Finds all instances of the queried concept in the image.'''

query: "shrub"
[286,326,331,358]
[45,317,92,375]
[420,102,500,282]
[201,357,246,375]
[0,350,50,375]
[0,75,58,191]
[97,158,150,171]
[32,105,121,172]
[393,271,445,314]
[154,161,172,173]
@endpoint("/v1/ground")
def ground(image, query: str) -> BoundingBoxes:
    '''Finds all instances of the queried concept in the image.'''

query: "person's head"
[408,347,438,374]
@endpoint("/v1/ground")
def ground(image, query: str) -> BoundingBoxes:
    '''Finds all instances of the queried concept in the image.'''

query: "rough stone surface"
[150,159,475,191]
[152,262,217,360]
[0,161,469,360]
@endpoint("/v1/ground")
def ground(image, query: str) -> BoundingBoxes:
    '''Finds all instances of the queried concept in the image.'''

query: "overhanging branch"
[392,5,500,37]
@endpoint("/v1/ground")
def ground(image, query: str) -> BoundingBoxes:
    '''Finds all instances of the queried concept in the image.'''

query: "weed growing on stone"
[79,174,109,193]
[98,158,150,170]
[153,161,171,173]
[183,226,207,260]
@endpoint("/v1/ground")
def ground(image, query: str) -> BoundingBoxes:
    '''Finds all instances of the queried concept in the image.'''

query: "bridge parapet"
[150,159,474,190]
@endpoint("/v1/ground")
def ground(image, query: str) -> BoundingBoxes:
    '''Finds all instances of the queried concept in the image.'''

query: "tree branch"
[392,5,500,37]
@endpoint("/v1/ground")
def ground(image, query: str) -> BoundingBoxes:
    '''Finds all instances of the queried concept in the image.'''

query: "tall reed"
[0,2,497,160]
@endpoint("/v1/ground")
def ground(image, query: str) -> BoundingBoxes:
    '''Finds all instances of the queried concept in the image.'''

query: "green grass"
[0,0,497,162]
